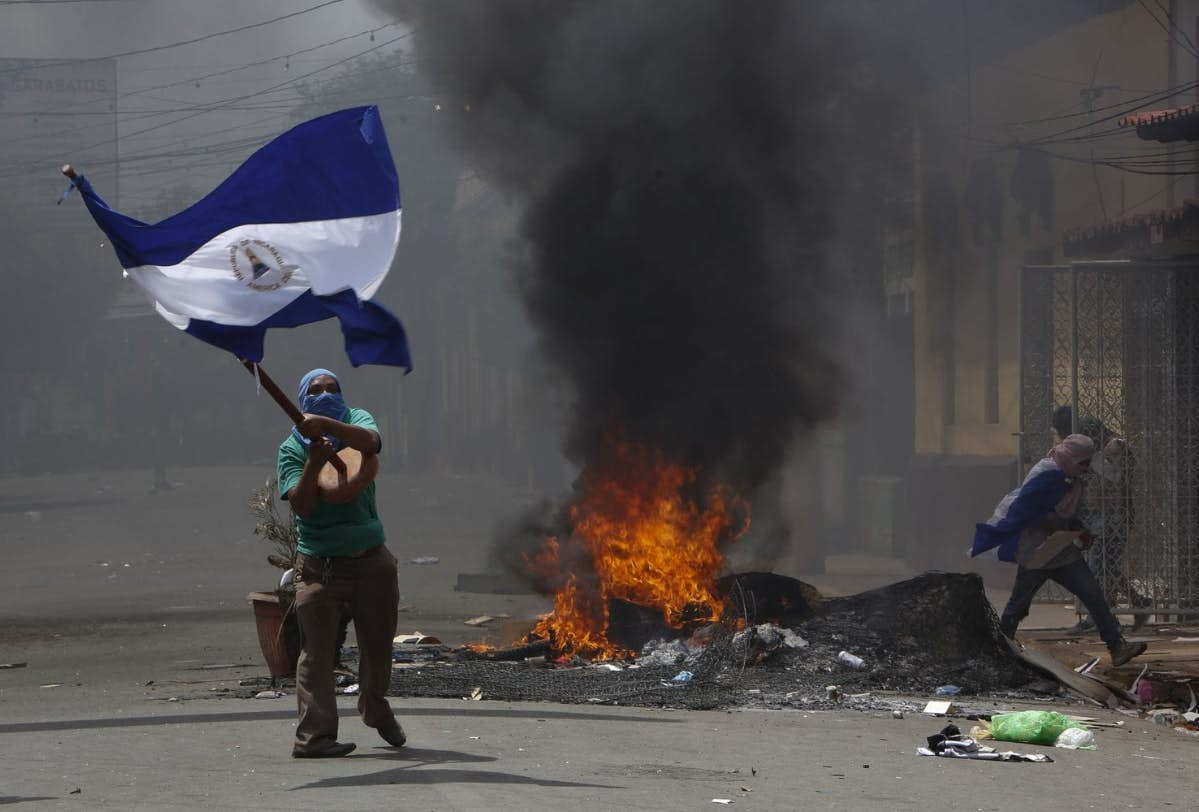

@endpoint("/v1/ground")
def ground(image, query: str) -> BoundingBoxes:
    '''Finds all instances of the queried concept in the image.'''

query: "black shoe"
[377,721,407,748]
[1109,640,1148,667]
[1066,617,1095,634]
[292,741,356,758]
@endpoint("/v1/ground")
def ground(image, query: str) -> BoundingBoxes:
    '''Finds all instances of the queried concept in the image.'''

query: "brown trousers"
[292,544,399,753]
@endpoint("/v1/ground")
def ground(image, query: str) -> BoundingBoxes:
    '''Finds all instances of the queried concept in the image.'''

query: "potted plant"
[247,477,302,680]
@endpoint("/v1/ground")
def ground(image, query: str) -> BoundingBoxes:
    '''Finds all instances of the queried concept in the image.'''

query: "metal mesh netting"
[1020,262,1199,613]
[385,572,1032,709]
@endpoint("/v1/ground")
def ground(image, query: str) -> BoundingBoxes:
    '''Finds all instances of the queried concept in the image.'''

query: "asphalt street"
[1,466,1194,810]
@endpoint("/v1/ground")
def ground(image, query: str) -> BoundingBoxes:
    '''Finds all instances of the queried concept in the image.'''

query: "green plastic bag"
[988,711,1080,746]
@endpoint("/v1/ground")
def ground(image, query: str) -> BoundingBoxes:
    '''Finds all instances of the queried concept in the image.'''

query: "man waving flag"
[66,105,411,371]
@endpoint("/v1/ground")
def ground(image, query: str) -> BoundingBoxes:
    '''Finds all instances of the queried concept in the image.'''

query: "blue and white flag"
[970,458,1071,563]
[71,106,411,370]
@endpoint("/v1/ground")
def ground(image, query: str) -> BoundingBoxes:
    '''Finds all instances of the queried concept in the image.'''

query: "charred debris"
[384,572,1034,711]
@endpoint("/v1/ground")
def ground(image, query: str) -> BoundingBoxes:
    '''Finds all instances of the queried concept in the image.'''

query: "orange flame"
[526,437,747,659]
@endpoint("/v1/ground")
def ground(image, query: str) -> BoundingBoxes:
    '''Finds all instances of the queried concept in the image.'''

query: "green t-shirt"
[277,407,385,557]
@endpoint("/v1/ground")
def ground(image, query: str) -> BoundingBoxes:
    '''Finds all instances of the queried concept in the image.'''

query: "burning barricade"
[385,438,1032,707]
[383,438,1031,707]
[386,569,1032,710]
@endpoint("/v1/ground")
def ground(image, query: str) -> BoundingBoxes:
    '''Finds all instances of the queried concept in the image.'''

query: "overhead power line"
[1025,144,1199,177]
[1153,0,1199,57]
[1140,0,1199,60]
[1024,80,1199,146]
[115,23,402,103]
[0,25,413,157]
[0,31,417,176]
[33,21,407,115]
[1007,81,1198,129]
[0,0,346,75]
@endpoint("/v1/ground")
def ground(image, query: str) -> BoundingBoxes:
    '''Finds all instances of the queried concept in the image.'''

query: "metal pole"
[112,59,120,211]
[1070,264,1079,435]
[1017,265,1025,474]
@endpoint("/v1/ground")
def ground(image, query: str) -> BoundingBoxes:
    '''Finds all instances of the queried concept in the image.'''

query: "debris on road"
[407,556,440,566]
[454,572,532,595]
[923,700,955,716]
[1053,727,1096,749]
[731,624,807,665]
[918,723,1054,763]
[464,615,494,627]
[0,662,27,670]
[393,632,442,645]
[973,710,1082,746]
[837,651,865,669]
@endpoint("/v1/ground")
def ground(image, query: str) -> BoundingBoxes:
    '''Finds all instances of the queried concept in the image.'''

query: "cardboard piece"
[1021,531,1083,570]
[1007,638,1117,706]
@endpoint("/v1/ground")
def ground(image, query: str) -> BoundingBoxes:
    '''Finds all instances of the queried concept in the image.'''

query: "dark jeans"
[1000,558,1122,649]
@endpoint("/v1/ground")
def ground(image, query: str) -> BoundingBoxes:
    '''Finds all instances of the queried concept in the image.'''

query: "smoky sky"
[373,0,906,498]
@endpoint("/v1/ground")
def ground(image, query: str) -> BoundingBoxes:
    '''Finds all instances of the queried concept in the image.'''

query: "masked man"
[278,368,405,758]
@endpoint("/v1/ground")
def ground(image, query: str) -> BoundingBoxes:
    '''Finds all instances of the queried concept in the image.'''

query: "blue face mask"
[301,391,349,420]
[292,371,350,449]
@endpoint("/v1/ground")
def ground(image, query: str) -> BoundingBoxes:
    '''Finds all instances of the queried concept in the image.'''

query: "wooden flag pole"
[239,359,306,427]
[239,358,358,494]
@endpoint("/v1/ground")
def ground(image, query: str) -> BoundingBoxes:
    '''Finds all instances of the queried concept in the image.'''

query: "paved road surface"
[1,466,1194,809]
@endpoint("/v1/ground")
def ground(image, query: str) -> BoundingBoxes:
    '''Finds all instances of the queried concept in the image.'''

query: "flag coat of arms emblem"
[70,105,411,369]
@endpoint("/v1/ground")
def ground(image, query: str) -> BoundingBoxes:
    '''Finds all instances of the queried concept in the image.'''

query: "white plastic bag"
[1053,727,1096,749]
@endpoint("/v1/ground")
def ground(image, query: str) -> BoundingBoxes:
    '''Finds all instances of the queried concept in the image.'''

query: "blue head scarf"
[292,368,350,449]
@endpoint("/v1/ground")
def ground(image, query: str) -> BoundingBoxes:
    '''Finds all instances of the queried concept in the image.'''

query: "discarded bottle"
[934,685,962,696]
[837,651,866,669]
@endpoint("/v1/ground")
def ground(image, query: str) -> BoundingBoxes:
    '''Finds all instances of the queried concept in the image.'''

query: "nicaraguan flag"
[970,458,1070,562]
[71,105,411,370]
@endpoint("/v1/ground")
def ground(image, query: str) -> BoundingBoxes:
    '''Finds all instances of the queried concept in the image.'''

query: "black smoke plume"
[374,1,910,577]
